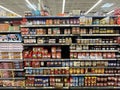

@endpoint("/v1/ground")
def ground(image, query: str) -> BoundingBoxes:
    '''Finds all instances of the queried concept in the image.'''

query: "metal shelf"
[70,74,115,76]
[24,16,80,19]
[26,87,69,89]
[80,34,120,36]
[0,87,24,89]
[0,41,22,43]
[0,59,23,62]
[70,50,118,52]
[0,69,24,71]
[23,43,70,46]
[21,24,120,28]
[22,34,73,37]
[24,58,117,61]
[115,74,120,76]
[71,24,120,27]
[24,67,69,69]
[23,43,119,46]
[70,59,117,61]
[70,86,120,89]
[24,16,117,19]
[0,77,25,80]
[0,31,20,33]
[23,34,118,37]
[72,43,118,45]
[21,24,71,28]
[70,67,117,68]
[25,74,69,77]
[24,59,69,61]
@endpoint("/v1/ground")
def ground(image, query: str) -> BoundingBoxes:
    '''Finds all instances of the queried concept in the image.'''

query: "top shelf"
[24,16,80,19]
[0,15,117,20]
[20,24,120,28]
[24,15,117,19]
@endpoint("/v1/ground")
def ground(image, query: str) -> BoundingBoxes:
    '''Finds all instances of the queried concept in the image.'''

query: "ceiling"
[0,0,120,16]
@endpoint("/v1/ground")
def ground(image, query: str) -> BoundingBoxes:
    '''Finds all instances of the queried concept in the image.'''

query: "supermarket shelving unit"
[0,16,120,89]
[21,16,120,89]
[0,17,25,88]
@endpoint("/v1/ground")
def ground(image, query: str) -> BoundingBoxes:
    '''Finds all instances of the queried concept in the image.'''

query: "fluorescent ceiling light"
[25,0,36,10]
[106,10,114,15]
[101,3,114,8]
[85,0,102,15]
[62,0,65,14]
[27,4,37,10]
[0,5,22,17]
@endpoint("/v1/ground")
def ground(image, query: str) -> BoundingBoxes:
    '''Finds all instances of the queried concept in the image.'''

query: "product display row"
[76,38,118,44]
[0,23,20,32]
[70,45,117,50]
[25,76,120,87]
[0,80,25,87]
[23,37,73,44]
[24,61,69,67]
[79,16,120,25]
[0,52,22,59]
[0,43,23,59]
[23,37,120,45]
[0,71,24,78]
[25,68,120,75]
[26,76,69,87]
[70,68,120,74]
[25,68,69,75]
[72,27,119,34]
[24,60,120,67]
[1,76,120,88]
[0,62,23,69]
[0,34,22,42]
[70,76,120,87]
[23,47,61,59]
[22,16,120,25]
[70,52,116,59]
[21,27,119,36]
[23,18,80,25]
[69,61,119,67]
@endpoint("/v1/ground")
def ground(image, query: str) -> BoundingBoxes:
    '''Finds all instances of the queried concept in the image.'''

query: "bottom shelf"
[70,87,120,89]
[0,87,24,89]
[26,87,69,89]
[0,86,120,89]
